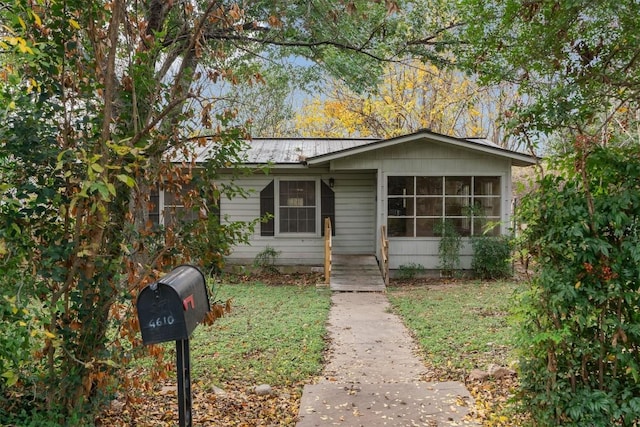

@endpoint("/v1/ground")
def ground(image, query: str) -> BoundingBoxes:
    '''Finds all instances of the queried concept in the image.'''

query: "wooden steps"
[329,254,386,292]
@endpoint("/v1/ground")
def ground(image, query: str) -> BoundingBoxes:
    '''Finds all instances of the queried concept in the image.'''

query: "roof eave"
[304,130,537,166]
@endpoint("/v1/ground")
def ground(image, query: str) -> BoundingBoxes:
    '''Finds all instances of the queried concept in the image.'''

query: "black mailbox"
[137,265,210,345]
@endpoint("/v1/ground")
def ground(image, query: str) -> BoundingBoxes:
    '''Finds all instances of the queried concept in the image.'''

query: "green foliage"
[253,246,281,273]
[516,146,640,426]
[434,220,462,276]
[456,1,640,148]
[471,236,512,280]
[0,296,33,389]
[397,263,425,279]
[388,281,517,370]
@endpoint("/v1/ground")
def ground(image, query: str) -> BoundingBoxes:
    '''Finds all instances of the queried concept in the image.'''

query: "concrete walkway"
[297,292,478,426]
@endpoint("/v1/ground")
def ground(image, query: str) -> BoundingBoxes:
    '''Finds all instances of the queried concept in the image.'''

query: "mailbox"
[137,265,210,345]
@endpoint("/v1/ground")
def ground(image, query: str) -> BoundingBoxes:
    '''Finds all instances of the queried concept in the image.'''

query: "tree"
[0,0,459,422]
[294,60,525,149]
[455,1,640,424]
[516,146,640,426]
[210,64,302,137]
[457,0,640,150]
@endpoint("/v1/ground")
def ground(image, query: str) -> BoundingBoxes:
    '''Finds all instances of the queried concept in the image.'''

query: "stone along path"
[297,292,478,426]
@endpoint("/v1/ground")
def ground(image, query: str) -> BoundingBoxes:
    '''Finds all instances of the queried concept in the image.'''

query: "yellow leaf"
[91,163,104,173]
[32,11,42,27]
[8,101,15,110]
[17,39,33,54]
[69,18,81,30]
[44,330,56,339]
[18,17,26,30]
[575,281,581,289]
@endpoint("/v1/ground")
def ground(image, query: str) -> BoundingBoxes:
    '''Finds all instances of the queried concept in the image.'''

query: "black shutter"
[260,180,275,236]
[321,180,335,236]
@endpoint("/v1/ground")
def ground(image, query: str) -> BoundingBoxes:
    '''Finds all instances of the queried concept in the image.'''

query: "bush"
[434,220,461,276]
[471,236,512,279]
[517,145,640,426]
[253,246,281,273]
[397,263,425,279]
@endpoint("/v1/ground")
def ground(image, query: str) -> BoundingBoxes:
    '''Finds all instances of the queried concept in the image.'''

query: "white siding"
[386,239,474,270]
[221,170,375,266]
[332,140,513,270]
[220,138,516,271]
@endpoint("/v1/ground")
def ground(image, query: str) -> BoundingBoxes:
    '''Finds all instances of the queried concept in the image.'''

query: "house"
[161,129,536,272]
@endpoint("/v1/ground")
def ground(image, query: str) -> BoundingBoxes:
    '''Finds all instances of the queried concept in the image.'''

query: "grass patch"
[388,280,520,372]
[183,281,330,387]
[101,280,331,426]
[388,280,528,425]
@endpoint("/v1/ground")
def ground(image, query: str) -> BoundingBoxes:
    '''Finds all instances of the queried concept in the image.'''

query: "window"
[150,180,219,227]
[387,176,501,237]
[260,179,335,236]
[162,182,200,227]
[279,180,316,233]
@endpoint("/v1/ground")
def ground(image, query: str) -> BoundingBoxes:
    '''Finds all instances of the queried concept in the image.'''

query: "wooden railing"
[324,217,332,284]
[380,225,389,286]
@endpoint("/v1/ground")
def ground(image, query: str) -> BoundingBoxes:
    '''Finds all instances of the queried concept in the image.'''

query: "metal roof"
[244,137,380,164]
[177,130,537,167]
[178,137,380,165]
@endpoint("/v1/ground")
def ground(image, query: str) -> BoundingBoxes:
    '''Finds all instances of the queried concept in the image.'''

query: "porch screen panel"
[387,176,502,237]
[444,176,472,235]
[416,177,443,236]
[387,176,415,237]
[473,176,501,236]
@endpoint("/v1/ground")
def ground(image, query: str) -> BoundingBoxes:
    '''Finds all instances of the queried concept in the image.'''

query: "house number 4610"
[148,315,175,328]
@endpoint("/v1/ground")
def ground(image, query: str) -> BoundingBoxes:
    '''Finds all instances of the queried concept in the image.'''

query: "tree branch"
[404,21,465,46]
[205,32,391,62]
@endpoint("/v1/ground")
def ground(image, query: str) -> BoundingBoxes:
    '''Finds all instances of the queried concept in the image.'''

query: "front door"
[330,172,376,255]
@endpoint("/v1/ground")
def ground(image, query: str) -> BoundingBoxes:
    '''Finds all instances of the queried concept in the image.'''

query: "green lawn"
[388,280,521,373]
[119,278,523,426]
[388,280,525,425]
[183,281,332,386]
[178,279,520,385]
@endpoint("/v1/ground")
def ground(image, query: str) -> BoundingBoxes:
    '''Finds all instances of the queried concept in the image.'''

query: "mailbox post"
[136,265,210,427]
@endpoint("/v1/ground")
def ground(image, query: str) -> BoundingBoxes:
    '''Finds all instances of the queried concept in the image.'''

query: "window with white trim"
[279,180,316,233]
[162,182,200,227]
[387,176,501,237]
[260,179,335,236]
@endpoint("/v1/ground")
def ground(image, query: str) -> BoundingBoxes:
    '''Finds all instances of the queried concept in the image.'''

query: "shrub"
[253,246,281,273]
[434,220,461,276]
[471,236,512,279]
[516,145,640,426]
[397,263,425,279]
